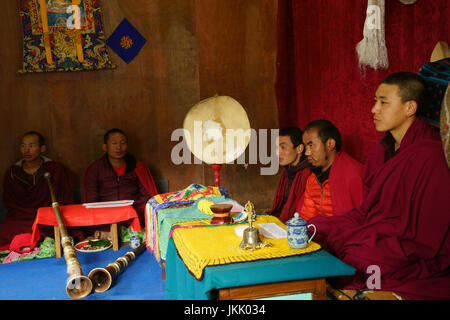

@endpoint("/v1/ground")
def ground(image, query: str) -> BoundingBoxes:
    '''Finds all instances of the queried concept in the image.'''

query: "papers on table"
[83,200,134,208]
[257,223,287,239]
[234,222,287,239]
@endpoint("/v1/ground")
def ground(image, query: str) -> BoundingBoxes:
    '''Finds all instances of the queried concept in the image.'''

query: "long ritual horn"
[88,242,146,292]
[44,172,93,299]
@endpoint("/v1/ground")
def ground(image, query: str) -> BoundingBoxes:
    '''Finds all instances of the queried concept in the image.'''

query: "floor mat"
[0,246,165,300]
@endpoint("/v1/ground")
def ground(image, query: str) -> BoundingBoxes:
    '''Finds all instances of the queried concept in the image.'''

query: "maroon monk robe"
[0,157,74,248]
[83,154,158,225]
[267,158,310,223]
[327,151,363,216]
[310,117,450,299]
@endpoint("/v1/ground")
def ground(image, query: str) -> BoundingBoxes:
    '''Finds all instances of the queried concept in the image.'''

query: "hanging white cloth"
[356,0,389,70]
[398,0,417,4]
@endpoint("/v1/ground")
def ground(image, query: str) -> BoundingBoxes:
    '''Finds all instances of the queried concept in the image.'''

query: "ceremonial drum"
[183,95,251,165]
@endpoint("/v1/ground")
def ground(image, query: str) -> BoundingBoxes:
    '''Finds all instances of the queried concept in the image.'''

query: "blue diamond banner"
[107,18,146,64]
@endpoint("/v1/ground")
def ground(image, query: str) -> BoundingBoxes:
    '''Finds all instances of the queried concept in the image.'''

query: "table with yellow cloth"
[171,214,321,281]
[165,215,356,300]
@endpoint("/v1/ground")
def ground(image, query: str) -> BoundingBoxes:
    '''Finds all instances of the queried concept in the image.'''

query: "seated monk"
[83,128,158,232]
[0,131,74,249]
[310,72,450,299]
[299,120,363,220]
[267,126,310,223]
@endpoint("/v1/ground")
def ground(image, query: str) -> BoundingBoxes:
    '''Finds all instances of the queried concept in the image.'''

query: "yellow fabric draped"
[172,215,321,280]
[72,0,84,62]
[37,0,53,64]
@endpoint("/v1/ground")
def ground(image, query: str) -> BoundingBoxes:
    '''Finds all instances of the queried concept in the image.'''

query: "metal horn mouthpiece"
[88,267,114,293]
[66,273,94,299]
[89,243,146,293]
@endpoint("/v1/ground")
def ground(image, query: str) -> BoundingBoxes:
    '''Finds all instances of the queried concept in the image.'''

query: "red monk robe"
[310,118,450,299]
[0,157,74,248]
[267,158,310,223]
[83,153,158,226]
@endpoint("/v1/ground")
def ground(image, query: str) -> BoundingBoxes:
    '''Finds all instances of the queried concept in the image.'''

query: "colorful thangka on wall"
[18,0,115,73]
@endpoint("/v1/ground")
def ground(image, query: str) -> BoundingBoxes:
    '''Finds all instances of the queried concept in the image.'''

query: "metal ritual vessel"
[239,201,263,250]
[210,203,233,225]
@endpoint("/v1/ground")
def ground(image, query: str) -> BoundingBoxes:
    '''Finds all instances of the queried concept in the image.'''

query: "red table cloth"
[31,204,141,245]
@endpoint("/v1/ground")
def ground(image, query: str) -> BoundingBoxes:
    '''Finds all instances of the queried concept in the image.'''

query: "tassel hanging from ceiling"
[356,0,389,71]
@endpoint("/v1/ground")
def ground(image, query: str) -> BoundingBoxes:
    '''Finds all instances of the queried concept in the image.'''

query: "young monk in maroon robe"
[267,126,311,223]
[310,72,450,299]
[0,131,74,249]
[83,128,158,230]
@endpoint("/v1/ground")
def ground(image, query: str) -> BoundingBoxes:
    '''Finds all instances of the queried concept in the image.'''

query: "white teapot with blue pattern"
[286,213,317,249]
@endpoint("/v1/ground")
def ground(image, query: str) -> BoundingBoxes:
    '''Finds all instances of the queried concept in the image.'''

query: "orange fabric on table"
[31,204,141,246]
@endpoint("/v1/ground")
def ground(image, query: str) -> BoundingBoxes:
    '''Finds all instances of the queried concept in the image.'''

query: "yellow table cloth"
[172,215,321,280]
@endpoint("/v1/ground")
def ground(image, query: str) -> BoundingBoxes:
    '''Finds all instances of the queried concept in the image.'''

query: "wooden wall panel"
[195,0,280,209]
[0,0,279,210]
